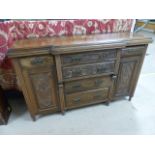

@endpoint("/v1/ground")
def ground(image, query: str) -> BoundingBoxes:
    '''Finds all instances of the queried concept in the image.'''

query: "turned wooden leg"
[104,102,110,106]
[32,116,36,121]
[129,96,132,101]
[61,110,66,115]
[30,114,36,121]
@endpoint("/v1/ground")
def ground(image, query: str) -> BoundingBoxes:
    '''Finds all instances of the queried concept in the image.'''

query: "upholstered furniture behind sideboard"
[0,19,134,90]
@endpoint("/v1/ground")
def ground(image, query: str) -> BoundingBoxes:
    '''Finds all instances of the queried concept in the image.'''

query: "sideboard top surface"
[11,32,153,49]
[8,32,152,57]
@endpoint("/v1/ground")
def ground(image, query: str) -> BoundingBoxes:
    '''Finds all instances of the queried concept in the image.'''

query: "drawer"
[20,56,54,68]
[65,88,109,108]
[63,61,115,79]
[65,76,112,94]
[121,46,146,56]
[61,50,116,66]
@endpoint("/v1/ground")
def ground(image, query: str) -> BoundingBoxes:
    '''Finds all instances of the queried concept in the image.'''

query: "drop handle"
[31,57,44,65]
[111,74,117,80]
[73,97,81,103]
[71,56,81,62]
[72,84,81,89]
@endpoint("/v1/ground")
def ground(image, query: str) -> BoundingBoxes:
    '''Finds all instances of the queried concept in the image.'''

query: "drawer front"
[65,76,112,94]
[63,62,115,79]
[62,50,116,66]
[65,88,109,107]
[121,46,146,56]
[20,56,54,68]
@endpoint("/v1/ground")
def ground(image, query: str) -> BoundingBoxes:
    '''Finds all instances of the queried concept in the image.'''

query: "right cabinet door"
[114,46,146,98]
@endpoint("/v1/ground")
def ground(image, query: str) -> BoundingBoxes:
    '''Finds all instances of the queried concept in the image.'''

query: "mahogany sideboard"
[7,33,152,121]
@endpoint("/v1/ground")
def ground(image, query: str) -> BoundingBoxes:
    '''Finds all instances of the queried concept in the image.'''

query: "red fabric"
[0,19,133,90]
[1,19,133,61]
[0,23,8,64]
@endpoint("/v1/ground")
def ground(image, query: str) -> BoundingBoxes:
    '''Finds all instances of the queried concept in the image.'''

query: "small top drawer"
[61,50,116,66]
[20,56,54,68]
[121,46,146,56]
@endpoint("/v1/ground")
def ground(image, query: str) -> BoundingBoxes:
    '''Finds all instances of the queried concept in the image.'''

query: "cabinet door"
[114,55,144,98]
[13,55,59,120]
[23,66,58,114]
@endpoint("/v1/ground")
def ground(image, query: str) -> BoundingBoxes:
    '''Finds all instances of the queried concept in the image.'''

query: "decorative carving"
[116,61,135,96]
[62,50,116,66]
[20,56,54,68]
[65,76,112,94]
[66,88,109,107]
[63,62,115,79]
[30,73,53,109]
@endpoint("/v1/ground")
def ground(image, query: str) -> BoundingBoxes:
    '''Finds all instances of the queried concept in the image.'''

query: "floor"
[0,30,155,135]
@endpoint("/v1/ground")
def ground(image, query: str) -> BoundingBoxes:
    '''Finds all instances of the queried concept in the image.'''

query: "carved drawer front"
[20,55,54,68]
[65,76,112,94]
[61,50,116,66]
[65,88,109,108]
[121,46,146,56]
[63,62,115,79]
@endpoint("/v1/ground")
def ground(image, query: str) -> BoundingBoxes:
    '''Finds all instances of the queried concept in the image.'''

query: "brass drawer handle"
[73,97,81,103]
[31,57,44,65]
[65,71,72,78]
[71,56,81,62]
[72,84,81,89]
[111,74,117,80]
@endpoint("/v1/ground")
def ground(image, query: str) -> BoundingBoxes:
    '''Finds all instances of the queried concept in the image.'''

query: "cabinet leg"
[61,110,66,115]
[104,101,110,106]
[129,96,132,101]
[30,114,36,121]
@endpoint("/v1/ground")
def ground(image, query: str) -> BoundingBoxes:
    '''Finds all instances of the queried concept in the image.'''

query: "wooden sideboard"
[7,33,152,121]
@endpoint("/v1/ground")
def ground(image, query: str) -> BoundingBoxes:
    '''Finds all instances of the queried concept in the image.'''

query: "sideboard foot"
[104,102,110,106]
[61,110,66,115]
[30,115,36,121]
[129,96,132,101]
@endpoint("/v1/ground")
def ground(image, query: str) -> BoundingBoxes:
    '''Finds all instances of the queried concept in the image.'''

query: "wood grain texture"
[6,33,152,121]
[65,88,110,109]
[55,55,65,114]
[65,76,112,94]
[8,32,152,57]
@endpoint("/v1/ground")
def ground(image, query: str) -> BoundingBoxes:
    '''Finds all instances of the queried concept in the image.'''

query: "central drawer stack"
[61,49,120,109]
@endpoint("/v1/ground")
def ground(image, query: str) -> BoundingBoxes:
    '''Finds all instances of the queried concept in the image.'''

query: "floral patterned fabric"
[0,19,133,90]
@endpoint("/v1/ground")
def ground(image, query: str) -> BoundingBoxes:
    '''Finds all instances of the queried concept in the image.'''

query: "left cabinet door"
[14,55,59,120]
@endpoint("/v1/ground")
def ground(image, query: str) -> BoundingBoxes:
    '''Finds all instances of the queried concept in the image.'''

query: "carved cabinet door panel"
[114,55,144,98]
[22,65,59,115]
